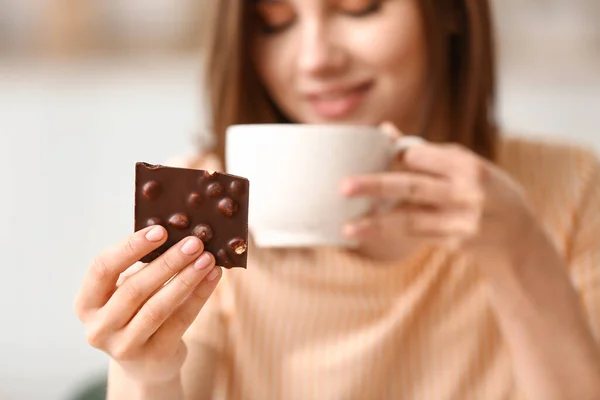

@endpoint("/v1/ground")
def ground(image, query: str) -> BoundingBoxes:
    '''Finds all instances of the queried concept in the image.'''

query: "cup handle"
[377,135,426,213]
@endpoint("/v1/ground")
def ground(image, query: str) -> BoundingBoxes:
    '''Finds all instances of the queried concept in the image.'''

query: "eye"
[338,0,382,17]
[255,0,296,34]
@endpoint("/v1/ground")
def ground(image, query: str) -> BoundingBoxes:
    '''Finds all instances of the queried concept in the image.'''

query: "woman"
[74,0,600,399]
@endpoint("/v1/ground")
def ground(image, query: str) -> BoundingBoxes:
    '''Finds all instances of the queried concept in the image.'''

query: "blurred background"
[0,1,599,399]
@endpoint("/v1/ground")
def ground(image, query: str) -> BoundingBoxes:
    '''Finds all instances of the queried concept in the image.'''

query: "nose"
[297,19,348,77]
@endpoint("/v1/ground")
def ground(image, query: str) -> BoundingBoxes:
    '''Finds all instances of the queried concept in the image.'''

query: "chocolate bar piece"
[134,162,249,268]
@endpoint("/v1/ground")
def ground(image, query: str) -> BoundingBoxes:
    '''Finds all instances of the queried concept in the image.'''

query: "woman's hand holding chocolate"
[73,227,221,384]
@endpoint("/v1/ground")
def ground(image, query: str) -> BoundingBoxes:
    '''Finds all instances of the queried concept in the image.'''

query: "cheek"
[351,2,427,125]
[252,38,293,98]
[357,4,426,85]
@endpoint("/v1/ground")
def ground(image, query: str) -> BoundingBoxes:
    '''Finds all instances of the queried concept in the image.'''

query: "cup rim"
[226,123,383,136]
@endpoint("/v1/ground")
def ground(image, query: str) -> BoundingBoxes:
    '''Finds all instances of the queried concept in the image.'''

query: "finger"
[85,251,211,355]
[116,262,147,287]
[343,207,479,240]
[74,225,167,317]
[342,172,446,204]
[151,266,222,345]
[342,205,415,239]
[402,143,481,181]
[123,253,218,345]
[101,236,206,328]
[343,172,483,208]
[405,209,480,236]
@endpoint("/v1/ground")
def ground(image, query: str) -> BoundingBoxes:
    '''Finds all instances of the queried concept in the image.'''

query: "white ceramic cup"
[225,124,423,248]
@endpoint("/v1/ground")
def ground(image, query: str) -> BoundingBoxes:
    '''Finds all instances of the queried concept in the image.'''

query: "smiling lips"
[305,81,373,119]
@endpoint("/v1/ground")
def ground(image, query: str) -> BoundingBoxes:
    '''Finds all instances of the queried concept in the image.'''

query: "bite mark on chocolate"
[203,170,217,179]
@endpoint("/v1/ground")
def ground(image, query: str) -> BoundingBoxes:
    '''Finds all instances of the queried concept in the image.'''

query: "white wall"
[0,58,205,400]
[1,47,599,400]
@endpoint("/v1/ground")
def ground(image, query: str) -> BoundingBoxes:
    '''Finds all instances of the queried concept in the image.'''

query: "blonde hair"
[199,0,498,162]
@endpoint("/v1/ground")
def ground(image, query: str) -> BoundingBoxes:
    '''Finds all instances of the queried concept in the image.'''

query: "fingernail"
[343,221,370,238]
[181,237,201,255]
[380,122,402,138]
[206,266,221,282]
[145,226,165,242]
[194,252,212,270]
[340,179,358,196]
[343,224,359,238]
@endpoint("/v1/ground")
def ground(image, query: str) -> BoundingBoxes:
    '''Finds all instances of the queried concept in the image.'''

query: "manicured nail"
[340,179,358,196]
[181,237,201,255]
[343,221,370,238]
[380,121,403,138]
[145,226,165,242]
[206,266,221,282]
[194,252,213,270]
[343,224,359,238]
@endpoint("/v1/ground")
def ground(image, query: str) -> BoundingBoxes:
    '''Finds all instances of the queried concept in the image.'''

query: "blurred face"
[251,0,427,132]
